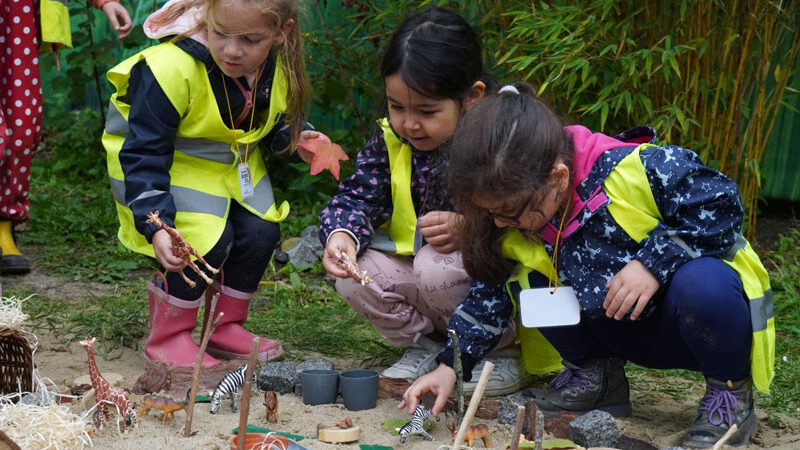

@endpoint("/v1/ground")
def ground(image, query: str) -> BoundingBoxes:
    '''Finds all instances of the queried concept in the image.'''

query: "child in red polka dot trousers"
[0,0,130,274]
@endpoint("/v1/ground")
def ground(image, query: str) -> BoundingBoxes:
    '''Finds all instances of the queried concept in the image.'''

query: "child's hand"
[418,211,463,253]
[101,2,133,39]
[297,132,349,180]
[152,229,187,272]
[603,259,660,320]
[322,232,358,278]
[399,363,456,417]
[296,130,322,163]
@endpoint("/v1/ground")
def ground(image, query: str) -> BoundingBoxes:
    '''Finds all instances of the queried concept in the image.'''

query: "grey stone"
[497,392,530,430]
[258,362,298,394]
[285,226,324,267]
[21,391,59,406]
[273,250,290,265]
[569,409,620,448]
[300,225,324,255]
[660,447,686,450]
[294,359,335,395]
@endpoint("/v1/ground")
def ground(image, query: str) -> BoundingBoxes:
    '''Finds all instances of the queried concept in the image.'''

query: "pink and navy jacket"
[437,125,746,378]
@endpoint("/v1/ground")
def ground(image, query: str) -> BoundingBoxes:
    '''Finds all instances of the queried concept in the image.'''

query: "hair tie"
[499,85,520,95]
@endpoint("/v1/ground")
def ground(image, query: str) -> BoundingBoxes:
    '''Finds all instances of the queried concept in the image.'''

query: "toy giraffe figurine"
[80,337,137,432]
[146,211,219,287]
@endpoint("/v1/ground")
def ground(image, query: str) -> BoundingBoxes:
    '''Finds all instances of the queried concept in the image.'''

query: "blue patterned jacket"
[437,126,745,379]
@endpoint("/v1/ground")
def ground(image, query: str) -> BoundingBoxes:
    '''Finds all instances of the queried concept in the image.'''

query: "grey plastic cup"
[339,369,379,411]
[300,369,340,405]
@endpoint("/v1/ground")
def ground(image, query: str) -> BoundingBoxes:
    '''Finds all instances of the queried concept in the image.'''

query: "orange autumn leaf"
[298,134,349,180]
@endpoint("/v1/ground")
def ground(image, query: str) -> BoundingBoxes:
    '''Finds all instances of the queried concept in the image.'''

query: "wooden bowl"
[317,425,361,443]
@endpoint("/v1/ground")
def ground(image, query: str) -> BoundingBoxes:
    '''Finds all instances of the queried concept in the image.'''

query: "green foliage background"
[17,0,800,415]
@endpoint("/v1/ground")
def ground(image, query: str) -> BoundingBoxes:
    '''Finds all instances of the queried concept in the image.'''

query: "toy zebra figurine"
[398,405,437,443]
[208,363,259,414]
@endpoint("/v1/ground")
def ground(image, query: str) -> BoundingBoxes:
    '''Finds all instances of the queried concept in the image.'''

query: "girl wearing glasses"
[401,82,772,448]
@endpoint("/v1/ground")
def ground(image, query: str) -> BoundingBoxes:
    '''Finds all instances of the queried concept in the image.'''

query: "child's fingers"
[604,285,627,317]
[431,390,449,417]
[613,290,639,320]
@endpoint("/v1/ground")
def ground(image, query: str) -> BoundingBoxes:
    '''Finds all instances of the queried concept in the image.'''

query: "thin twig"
[237,338,260,450]
[509,405,525,450]
[451,361,494,450]
[447,329,465,422]
[183,293,223,437]
[711,423,738,450]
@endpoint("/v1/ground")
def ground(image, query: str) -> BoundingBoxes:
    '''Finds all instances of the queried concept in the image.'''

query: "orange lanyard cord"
[221,66,260,165]
[548,196,571,292]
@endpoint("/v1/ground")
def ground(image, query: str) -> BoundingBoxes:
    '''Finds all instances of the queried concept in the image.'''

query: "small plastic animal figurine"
[264,391,278,423]
[209,363,257,414]
[139,388,190,425]
[398,405,437,443]
[336,252,372,285]
[80,337,137,432]
[447,422,491,448]
[146,211,219,287]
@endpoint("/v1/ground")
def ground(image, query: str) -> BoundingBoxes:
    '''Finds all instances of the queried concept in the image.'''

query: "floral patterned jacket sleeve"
[436,280,512,382]
[634,145,744,285]
[318,130,393,253]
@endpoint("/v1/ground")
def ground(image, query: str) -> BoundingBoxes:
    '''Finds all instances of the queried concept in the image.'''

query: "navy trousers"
[538,257,752,382]
[164,201,280,300]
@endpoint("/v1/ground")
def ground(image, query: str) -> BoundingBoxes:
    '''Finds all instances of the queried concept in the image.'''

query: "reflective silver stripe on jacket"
[109,178,228,217]
[724,235,748,261]
[749,289,774,332]
[239,174,276,215]
[106,101,235,164]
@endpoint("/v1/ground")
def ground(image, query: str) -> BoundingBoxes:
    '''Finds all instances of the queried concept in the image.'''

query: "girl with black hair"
[319,8,550,395]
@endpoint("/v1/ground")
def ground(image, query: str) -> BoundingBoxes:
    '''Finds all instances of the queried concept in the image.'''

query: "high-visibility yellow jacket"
[368,118,417,256]
[40,0,114,49]
[501,134,773,393]
[102,42,290,257]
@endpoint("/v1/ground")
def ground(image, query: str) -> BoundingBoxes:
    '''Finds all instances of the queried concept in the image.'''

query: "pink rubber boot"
[205,283,283,362]
[144,275,219,367]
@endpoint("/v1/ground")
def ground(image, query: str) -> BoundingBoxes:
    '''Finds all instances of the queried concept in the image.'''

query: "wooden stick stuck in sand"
[711,423,738,450]
[183,293,223,437]
[237,338,260,450]
[451,360,494,450]
[509,405,525,450]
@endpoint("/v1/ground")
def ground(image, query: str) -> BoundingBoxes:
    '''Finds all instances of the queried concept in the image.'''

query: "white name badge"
[519,287,581,328]
[238,162,254,200]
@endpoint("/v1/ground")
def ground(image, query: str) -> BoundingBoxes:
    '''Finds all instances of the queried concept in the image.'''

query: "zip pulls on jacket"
[224,62,266,128]
[222,64,263,200]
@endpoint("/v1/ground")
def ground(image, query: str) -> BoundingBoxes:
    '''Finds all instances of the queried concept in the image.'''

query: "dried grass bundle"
[0,296,30,331]
[0,396,93,450]
[0,373,93,449]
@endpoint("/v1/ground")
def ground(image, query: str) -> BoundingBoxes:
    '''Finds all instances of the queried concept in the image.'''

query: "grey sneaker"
[463,353,532,397]
[682,378,758,448]
[381,334,444,381]
[525,357,632,417]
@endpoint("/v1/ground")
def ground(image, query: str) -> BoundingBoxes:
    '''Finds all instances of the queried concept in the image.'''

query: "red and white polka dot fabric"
[0,0,42,222]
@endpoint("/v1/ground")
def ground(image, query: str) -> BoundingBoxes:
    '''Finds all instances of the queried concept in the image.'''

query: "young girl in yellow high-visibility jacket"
[402,82,772,449]
[103,0,321,367]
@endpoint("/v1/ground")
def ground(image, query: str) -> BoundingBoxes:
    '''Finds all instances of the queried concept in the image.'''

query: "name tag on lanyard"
[238,162,254,200]
[519,287,581,328]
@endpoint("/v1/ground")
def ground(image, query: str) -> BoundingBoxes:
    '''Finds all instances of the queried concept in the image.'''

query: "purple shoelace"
[700,385,740,426]
[549,365,595,390]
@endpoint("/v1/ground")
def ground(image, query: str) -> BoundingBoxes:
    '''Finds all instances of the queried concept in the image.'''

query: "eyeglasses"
[487,195,533,227]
